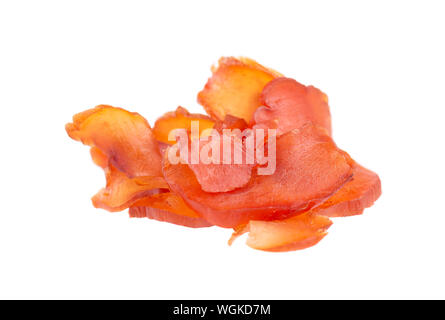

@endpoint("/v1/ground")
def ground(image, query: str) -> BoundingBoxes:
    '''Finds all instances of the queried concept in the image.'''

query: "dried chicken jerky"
[129,193,212,228]
[66,105,163,178]
[163,124,353,228]
[254,77,332,136]
[198,57,280,123]
[153,106,215,145]
[312,163,381,217]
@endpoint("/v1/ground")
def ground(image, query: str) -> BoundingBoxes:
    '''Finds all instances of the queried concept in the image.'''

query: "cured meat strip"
[66,105,163,178]
[163,124,353,228]
[153,106,215,145]
[92,165,168,212]
[198,57,280,123]
[254,77,332,136]
[312,163,381,217]
[129,193,212,228]
[243,213,333,252]
[66,105,168,211]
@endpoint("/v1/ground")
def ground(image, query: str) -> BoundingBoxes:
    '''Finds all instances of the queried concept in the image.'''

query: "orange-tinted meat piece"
[65,58,382,252]
[176,131,255,193]
[244,213,333,252]
[129,207,212,228]
[92,165,168,212]
[255,77,332,136]
[66,105,168,212]
[90,146,109,169]
[89,146,168,212]
[213,114,249,133]
[163,124,353,228]
[198,57,280,123]
[129,193,212,228]
[66,105,162,178]
[312,163,381,217]
[153,106,215,145]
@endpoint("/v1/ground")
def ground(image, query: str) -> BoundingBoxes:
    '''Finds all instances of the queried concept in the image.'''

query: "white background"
[0,1,444,299]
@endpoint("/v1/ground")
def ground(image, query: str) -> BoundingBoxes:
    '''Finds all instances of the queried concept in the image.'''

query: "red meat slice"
[175,131,255,193]
[254,77,332,136]
[198,57,280,123]
[312,163,381,217]
[129,193,212,228]
[66,105,163,178]
[163,123,353,228]
[241,213,333,252]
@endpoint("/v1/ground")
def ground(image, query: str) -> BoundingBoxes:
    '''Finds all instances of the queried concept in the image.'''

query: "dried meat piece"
[66,105,162,178]
[129,193,212,228]
[163,124,353,228]
[244,213,333,252]
[66,105,168,212]
[198,57,280,123]
[65,58,382,252]
[129,207,212,228]
[90,146,108,169]
[153,106,215,145]
[172,115,272,193]
[213,114,249,133]
[228,224,249,246]
[228,166,378,249]
[312,163,381,217]
[92,165,168,212]
[175,130,255,193]
[255,77,332,136]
